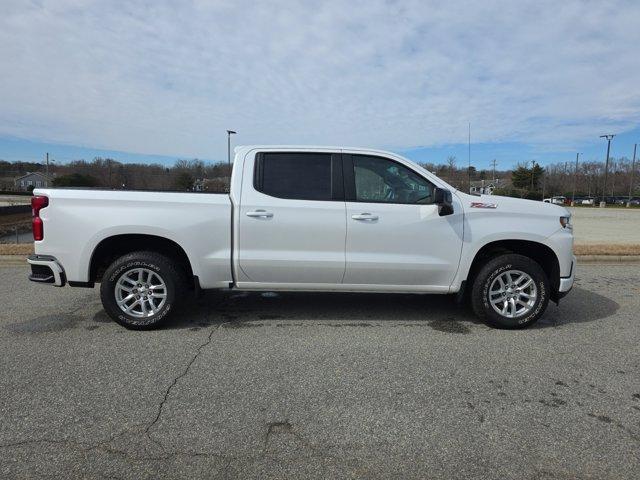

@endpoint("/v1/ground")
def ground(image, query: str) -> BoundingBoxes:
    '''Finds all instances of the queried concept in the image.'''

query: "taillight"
[32,196,49,241]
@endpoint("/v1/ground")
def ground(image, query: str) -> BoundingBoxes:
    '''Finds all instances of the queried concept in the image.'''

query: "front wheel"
[471,253,549,329]
[100,251,185,330]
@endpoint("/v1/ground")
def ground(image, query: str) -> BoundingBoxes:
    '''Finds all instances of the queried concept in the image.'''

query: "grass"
[573,244,640,256]
[1,242,639,258]
[0,244,34,255]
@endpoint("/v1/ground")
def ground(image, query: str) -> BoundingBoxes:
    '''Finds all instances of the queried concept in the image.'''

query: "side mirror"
[434,187,454,216]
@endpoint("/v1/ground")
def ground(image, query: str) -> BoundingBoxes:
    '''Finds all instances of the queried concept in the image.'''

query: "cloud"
[1,0,639,159]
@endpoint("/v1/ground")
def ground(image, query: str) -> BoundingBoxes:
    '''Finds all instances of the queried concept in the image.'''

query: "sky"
[1,0,639,169]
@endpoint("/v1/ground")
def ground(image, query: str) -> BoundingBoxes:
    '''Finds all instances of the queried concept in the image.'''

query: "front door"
[342,154,464,289]
[238,151,346,284]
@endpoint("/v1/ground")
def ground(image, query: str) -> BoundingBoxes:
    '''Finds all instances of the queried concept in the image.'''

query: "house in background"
[193,177,231,193]
[469,178,508,195]
[14,172,53,191]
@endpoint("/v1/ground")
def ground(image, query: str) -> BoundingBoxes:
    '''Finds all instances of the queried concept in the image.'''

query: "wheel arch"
[89,234,194,285]
[465,239,561,301]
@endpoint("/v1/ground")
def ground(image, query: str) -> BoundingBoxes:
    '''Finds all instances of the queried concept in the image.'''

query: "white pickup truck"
[28,146,575,330]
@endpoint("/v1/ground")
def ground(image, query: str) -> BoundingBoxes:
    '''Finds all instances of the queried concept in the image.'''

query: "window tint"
[353,155,434,204]
[256,152,333,201]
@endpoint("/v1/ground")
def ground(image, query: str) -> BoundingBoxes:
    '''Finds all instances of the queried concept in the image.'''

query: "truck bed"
[33,188,233,289]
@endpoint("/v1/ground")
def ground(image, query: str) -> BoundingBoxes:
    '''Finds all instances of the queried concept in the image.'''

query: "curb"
[2,254,640,267]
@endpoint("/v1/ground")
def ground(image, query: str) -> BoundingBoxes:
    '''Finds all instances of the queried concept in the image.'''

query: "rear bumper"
[27,254,66,287]
[558,255,576,294]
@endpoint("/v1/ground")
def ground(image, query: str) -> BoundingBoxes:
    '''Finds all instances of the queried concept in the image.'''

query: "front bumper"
[558,255,576,294]
[27,254,66,287]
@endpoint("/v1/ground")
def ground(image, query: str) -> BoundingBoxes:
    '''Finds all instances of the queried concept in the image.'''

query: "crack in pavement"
[0,434,244,463]
[144,325,219,439]
[144,294,235,446]
[0,294,233,459]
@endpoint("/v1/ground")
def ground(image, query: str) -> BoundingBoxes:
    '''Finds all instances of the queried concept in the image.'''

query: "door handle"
[351,213,379,221]
[246,210,274,218]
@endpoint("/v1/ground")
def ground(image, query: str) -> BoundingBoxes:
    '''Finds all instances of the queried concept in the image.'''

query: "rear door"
[342,154,463,289]
[237,151,346,284]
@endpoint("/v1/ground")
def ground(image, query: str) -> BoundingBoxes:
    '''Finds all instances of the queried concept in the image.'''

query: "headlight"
[560,215,572,229]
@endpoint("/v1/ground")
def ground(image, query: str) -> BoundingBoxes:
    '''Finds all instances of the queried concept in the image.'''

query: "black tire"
[100,251,186,330]
[470,253,549,329]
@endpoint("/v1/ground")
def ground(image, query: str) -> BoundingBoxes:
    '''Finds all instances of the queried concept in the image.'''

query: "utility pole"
[491,159,497,183]
[600,134,615,207]
[107,159,112,188]
[45,152,49,177]
[628,143,637,207]
[572,153,580,205]
[529,160,535,191]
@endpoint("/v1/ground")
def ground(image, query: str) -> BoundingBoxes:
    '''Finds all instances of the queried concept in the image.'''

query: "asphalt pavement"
[0,264,638,479]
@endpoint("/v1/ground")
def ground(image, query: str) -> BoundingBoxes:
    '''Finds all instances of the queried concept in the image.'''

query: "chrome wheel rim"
[488,270,537,318]
[115,268,167,318]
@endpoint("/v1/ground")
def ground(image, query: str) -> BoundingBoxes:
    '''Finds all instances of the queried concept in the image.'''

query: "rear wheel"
[100,251,185,330]
[471,253,549,329]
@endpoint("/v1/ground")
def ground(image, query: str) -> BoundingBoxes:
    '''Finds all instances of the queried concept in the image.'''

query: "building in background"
[14,172,53,191]
[469,179,508,195]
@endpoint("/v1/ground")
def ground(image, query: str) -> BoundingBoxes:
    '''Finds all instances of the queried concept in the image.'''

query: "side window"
[255,152,338,201]
[352,155,435,204]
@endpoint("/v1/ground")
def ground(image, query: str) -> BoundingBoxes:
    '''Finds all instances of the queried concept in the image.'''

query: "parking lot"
[569,207,640,245]
[0,263,639,479]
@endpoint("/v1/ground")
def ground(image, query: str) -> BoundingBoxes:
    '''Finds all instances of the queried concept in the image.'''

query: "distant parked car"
[600,196,620,205]
[581,197,595,205]
[543,196,566,205]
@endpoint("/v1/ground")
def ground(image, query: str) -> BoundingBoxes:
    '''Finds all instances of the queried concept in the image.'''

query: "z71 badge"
[470,202,498,209]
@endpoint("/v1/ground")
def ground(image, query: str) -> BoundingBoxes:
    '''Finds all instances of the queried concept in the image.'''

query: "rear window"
[254,152,333,201]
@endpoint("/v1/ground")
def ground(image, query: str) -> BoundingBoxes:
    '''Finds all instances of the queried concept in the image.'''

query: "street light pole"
[572,152,580,205]
[226,130,237,169]
[600,134,615,207]
[628,143,637,207]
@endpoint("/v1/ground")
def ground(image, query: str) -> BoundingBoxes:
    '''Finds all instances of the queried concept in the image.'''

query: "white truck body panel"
[236,149,347,284]
[33,189,233,288]
[451,191,574,292]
